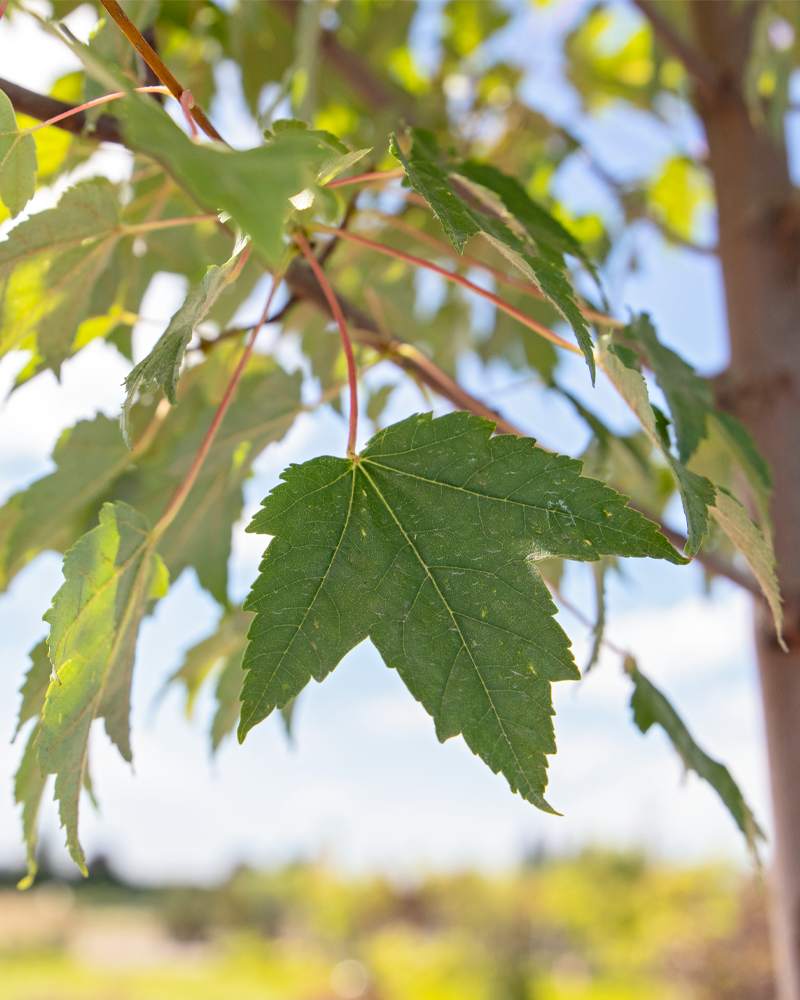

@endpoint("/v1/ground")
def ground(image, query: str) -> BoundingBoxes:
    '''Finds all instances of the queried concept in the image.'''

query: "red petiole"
[294,231,360,460]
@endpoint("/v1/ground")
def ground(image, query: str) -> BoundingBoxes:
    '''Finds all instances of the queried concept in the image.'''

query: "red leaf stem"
[294,230,360,459]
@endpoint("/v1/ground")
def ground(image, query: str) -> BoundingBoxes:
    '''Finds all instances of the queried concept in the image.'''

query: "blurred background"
[0,0,784,996]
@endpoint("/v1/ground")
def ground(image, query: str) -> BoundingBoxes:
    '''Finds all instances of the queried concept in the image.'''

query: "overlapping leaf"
[241,412,683,811]
[37,502,168,872]
[168,609,252,751]
[13,641,52,888]
[596,332,715,554]
[390,128,595,379]
[0,350,303,605]
[0,88,37,219]
[0,179,121,373]
[627,657,764,855]
[596,331,783,639]
[123,92,337,266]
[121,237,249,444]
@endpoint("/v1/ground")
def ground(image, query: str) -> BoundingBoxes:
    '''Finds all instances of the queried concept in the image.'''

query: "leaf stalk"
[294,230,360,459]
[99,1,225,144]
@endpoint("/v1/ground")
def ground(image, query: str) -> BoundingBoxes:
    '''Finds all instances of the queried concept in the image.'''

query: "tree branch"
[0,77,124,143]
[632,0,721,95]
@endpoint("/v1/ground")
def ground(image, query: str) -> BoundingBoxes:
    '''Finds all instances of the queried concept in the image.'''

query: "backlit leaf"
[628,657,764,855]
[710,489,783,647]
[14,640,52,738]
[240,412,683,811]
[121,237,249,444]
[124,92,335,265]
[0,88,37,219]
[14,726,47,890]
[596,332,714,554]
[37,502,168,872]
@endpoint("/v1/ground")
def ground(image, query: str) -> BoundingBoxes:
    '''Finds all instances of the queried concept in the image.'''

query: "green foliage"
[390,128,596,380]
[0,89,37,219]
[241,411,681,810]
[0,0,782,874]
[37,502,168,873]
[121,236,249,444]
[628,658,764,855]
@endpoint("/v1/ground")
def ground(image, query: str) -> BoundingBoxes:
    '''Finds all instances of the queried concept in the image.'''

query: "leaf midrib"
[357,463,538,800]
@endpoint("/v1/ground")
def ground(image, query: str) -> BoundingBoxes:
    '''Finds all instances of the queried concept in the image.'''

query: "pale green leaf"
[37,502,168,873]
[0,415,133,592]
[317,147,371,185]
[240,412,683,811]
[710,489,784,646]
[625,314,714,462]
[168,608,252,720]
[628,657,764,856]
[596,332,713,554]
[0,179,121,371]
[14,726,47,890]
[121,238,249,445]
[212,648,248,752]
[14,640,53,738]
[0,88,37,219]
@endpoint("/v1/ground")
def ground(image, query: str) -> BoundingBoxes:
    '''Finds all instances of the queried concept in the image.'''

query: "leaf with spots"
[240,412,683,811]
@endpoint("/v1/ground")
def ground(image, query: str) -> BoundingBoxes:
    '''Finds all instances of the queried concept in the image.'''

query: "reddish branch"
[295,231,360,458]
[99,0,225,143]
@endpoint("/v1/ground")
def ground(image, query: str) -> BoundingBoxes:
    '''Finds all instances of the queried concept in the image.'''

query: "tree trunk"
[689,3,800,997]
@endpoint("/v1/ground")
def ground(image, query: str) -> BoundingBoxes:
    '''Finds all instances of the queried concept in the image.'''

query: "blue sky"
[0,1,770,884]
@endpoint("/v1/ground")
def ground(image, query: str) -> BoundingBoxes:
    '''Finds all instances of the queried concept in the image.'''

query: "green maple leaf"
[121,237,249,444]
[0,179,121,373]
[37,502,168,872]
[628,657,764,855]
[0,88,37,219]
[390,128,595,381]
[240,412,683,811]
[124,92,335,266]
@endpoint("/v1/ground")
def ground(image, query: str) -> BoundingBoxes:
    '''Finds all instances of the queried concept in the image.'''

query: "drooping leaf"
[240,412,684,811]
[14,640,53,738]
[212,648,248,752]
[586,560,607,673]
[124,92,336,265]
[0,415,132,592]
[627,656,764,855]
[0,88,37,219]
[121,237,249,444]
[390,129,596,380]
[0,179,121,372]
[37,502,168,872]
[626,315,772,511]
[117,351,304,604]
[710,489,784,647]
[458,159,600,282]
[0,351,303,605]
[596,332,714,554]
[14,726,47,890]
[625,314,715,462]
[168,608,252,720]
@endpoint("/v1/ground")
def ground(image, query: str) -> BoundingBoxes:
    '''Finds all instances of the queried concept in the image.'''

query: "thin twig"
[366,210,623,327]
[632,0,720,94]
[99,0,225,143]
[120,214,220,235]
[311,223,583,355]
[20,85,169,134]
[326,167,406,190]
[0,77,124,143]
[295,231,359,459]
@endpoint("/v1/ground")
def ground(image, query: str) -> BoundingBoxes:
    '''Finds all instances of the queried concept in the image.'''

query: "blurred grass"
[0,851,774,1000]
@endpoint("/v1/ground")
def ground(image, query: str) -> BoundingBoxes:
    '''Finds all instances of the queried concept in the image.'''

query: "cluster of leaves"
[0,0,778,882]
